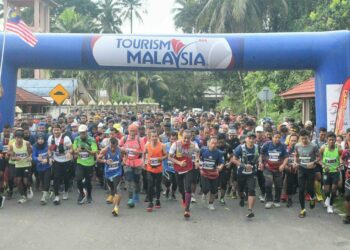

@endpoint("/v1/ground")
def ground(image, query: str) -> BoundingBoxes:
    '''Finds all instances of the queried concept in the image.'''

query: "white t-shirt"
[48,135,72,162]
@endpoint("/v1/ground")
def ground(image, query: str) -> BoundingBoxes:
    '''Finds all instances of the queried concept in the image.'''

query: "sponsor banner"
[326,84,350,132]
[92,36,234,70]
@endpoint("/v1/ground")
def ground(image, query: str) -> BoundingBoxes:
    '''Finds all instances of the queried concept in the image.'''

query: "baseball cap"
[78,124,88,132]
[305,120,313,126]
[255,126,264,133]
[247,131,256,138]
[71,122,78,127]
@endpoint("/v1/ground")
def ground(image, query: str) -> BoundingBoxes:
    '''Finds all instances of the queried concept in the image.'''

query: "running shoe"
[112,206,119,217]
[86,196,92,204]
[239,198,245,207]
[327,205,334,214]
[259,194,265,203]
[305,193,311,201]
[219,198,226,206]
[343,216,350,224]
[0,196,5,208]
[191,194,197,203]
[281,194,288,203]
[106,195,113,204]
[286,198,293,208]
[202,194,207,201]
[53,196,60,205]
[265,202,273,209]
[165,190,170,200]
[171,193,176,201]
[273,202,281,208]
[246,210,254,218]
[325,197,330,208]
[40,192,47,205]
[144,196,149,203]
[127,198,135,208]
[18,196,27,204]
[27,187,34,200]
[208,204,215,211]
[184,211,191,218]
[299,209,306,218]
[231,192,238,199]
[155,200,161,209]
[133,193,140,203]
[147,202,154,212]
[181,199,186,208]
[62,192,69,200]
[309,199,316,209]
[77,194,86,205]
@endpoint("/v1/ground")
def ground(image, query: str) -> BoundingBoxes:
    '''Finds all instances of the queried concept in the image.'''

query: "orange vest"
[146,142,163,174]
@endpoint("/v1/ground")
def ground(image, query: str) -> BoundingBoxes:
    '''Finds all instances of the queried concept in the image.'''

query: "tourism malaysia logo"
[91,36,234,70]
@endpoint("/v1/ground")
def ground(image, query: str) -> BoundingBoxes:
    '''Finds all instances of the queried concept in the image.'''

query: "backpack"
[241,144,259,165]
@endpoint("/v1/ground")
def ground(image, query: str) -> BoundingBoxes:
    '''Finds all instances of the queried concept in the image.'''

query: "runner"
[144,130,167,212]
[8,128,32,204]
[73,124,98,205]
[32,133,51,205]
[255,126,266,202]
[199,136,224,211]
[217,133,231,205]
[98,137,123,216]
[232,131,259,218]
[163,132,178,200]
[119,124,145,208]
[295,129,320,218]
[319,132,342,214]
[226,127,240,199]
[169,129,199,218]
[341,142,350,224]
[260,131,288,209]
[285,134,299,208]
[48,124,72,205]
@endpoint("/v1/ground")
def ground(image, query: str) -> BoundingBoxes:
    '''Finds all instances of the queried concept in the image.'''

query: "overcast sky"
[121,0,180,34]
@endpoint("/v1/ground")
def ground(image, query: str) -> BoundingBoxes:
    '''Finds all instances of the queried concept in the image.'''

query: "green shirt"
[73,136,97,167]
[322,146,340,173]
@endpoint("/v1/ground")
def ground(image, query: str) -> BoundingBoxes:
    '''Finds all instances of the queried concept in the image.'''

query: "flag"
[5,9,38,47]
[334,78,350,135]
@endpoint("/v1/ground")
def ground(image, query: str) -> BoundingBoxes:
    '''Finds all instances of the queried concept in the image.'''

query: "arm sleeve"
[169,142,176,155]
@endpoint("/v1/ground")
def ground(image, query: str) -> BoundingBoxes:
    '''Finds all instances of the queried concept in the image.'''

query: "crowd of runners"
[0,109,349,223]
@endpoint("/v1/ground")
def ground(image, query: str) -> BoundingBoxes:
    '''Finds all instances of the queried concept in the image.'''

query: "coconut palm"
[96,0,123,33]
[118,0,147,33]
[173,0,206,33]
[53,7,93,33]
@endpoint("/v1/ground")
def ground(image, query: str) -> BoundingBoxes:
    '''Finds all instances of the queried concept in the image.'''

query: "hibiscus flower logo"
[171,39,185,55]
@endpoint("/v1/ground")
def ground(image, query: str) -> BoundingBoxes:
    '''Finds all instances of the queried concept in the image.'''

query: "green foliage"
[52,7,94,33]
[143,97,156,103]
[110,92,135,104]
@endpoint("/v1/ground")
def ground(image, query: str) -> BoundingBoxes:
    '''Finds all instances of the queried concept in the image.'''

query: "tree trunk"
[237,71,247,113]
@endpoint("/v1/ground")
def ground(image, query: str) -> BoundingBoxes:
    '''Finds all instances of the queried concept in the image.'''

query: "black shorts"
[201,176,218,194]
[323,172,339,186]
[191,168,200,184]
[219,167,231,189]
[345,179,350,201]
[0,158,5,172]
[314,163,323,173]
[15,167,31,178]
[237,174,256,196]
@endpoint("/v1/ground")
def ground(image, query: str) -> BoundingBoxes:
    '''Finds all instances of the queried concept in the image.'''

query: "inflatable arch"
[1,31,350,131]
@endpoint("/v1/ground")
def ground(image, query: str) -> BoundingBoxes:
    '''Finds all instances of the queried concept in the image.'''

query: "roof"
[16,87,50,105]
[7,0,58,6]
[280,78,315,100]
[17,79,78,97]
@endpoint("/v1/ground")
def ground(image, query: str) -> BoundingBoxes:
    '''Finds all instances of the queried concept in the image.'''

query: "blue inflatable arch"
[0,31,350,130]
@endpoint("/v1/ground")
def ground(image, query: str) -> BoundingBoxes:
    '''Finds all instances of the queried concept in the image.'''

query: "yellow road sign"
[49,84,69,105]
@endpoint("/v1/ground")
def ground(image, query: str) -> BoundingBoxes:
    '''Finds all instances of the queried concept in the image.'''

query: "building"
[16,87,50,113]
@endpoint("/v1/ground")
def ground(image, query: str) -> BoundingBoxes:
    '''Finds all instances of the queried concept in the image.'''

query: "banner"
[92,36,234,70]
[327,83,350,132]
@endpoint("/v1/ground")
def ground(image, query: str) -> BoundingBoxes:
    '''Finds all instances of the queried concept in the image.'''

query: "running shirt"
[73,136,98,167]
[234,144,259,175]
[322,146,340,173]
[199,147,224,179]
[146,142,164,174]
[104,147,122,180]
[295,143,319,169]
[119,136,145,168]
[169,141,199,174]
[47,135,72,162]
[163,142,175,173]
[32,145,50,172]
[341,149,350,180]
[312,138,327,149]
[13,141,31,168]
[261,142,287,171]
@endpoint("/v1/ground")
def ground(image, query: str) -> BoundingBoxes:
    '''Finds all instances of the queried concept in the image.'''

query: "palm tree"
[118,0,147,33]
[173,0,206,33]
[53,7,93,33]
[96,0,123,33]
[196,0,287,33]
[118,0,147,102]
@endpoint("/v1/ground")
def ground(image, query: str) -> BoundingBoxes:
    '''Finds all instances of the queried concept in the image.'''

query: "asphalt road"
[0,186,349,250]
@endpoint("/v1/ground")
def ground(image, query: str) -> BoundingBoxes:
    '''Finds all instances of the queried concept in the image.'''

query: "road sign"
[49,84,69,105]
[257,86,275,101]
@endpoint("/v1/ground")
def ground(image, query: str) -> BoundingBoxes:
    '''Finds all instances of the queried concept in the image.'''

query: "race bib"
[202,160,215,170]
[40,153,48,158]
[108,161,120,170]
[16,152,28,159]
[79,152,89,159]
[325,158,336,164]
[150,158,160,167]
[2,145,8,153]
[268,152,280,162]
[126,148,136,157]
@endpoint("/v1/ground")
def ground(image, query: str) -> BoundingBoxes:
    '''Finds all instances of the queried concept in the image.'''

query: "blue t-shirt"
[163,142,175,173]
[234,144,259,175]
[261,141,287,169]
[104,147,123,180]
[200,147,224,170]
[32,144,50,172]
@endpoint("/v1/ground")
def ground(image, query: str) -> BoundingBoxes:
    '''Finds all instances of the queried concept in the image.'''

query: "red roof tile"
[280,78,315,100]
[16,87,50,105]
